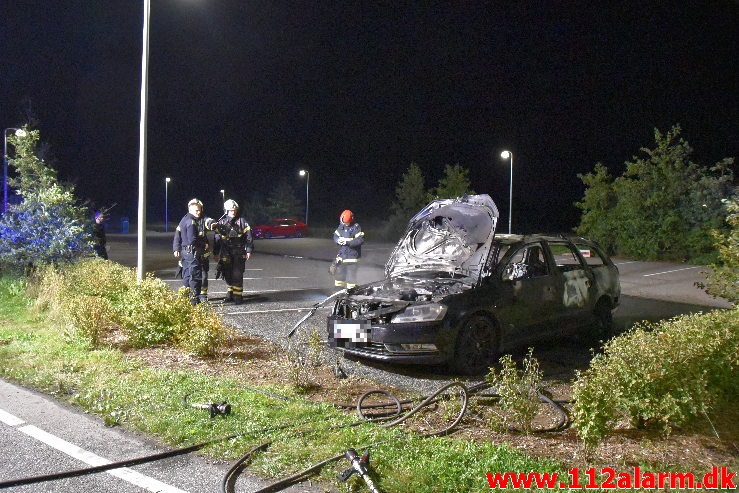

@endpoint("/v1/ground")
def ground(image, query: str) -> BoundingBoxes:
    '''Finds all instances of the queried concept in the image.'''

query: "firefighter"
[333,209,364,288]
[213,199,253,304]
[173,198,216,305]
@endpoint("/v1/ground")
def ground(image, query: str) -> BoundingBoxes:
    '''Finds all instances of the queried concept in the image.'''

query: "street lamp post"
[220,189,225,202]
[165,177,171,232]
[500,150,513,234]
[299,169,309,225]
[136,0,151,281]
[3,128,27,213]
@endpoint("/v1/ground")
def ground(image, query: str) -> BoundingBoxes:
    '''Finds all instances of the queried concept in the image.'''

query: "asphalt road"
[1,232,732,492]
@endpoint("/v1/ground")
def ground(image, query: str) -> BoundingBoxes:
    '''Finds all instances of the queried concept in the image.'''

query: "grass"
[0,275,560,492]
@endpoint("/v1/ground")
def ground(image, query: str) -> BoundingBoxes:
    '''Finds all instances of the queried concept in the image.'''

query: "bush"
[572,309,739,448]
[28,260,230,356]
[485,348,543,434]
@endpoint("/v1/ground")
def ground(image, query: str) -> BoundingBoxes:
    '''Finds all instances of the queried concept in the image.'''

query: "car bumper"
[327,315,452,365]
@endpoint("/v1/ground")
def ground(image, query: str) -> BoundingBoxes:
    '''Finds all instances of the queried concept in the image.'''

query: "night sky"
[2,1,737,232]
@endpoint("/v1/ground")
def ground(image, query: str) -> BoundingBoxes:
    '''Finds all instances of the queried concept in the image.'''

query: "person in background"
[333,209,364,289]
[213,199,253,304]
[173,198,216,305]
[92,210,108,260]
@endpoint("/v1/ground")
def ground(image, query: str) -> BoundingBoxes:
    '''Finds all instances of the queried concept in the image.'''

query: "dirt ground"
[129,332,738,476]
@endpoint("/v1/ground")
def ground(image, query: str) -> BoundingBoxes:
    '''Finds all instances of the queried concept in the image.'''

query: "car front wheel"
[450,315,499,375]
[264,231,272,239]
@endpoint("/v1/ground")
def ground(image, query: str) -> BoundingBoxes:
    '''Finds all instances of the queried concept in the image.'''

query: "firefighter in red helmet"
[333,209,364,288]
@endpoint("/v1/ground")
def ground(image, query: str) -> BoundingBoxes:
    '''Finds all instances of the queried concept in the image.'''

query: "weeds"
[485,348,543,434]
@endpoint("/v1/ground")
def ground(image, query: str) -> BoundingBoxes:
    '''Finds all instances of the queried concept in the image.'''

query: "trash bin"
[120,217,130,233]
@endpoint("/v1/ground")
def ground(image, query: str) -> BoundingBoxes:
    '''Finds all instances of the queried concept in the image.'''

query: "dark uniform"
[214,214,253,304]
[173,201,215,304]
[333,211,364,288]
[92,211,108,260]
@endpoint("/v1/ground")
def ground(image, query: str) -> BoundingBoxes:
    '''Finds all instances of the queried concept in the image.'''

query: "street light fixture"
[500,150,513,234]
[165,177,171,232]
[299,169,309,225]
[3,128,27,213]
[220,189,225,202]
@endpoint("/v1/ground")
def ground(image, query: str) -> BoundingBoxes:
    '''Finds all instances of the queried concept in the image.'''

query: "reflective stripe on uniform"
[341,258,359,263]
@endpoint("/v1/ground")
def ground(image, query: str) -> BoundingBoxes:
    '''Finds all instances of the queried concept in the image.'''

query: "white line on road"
[643,266,700,277]
[0,407,188,493]
[614,261,639,265]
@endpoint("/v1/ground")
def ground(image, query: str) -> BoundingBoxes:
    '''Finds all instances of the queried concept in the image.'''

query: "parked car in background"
[252,218,307,239]
[327,194,620,375]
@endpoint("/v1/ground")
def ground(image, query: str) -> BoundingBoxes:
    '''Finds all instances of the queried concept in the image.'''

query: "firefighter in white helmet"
[213,199,253,304]
[173,198,217,305]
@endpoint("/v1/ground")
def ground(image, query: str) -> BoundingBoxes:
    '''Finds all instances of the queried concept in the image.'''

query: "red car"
[252,218,307,239]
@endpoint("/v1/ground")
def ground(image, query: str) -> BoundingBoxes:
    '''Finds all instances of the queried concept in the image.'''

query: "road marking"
[0,408,188,493]
[643,266,700,277]
[0,408,25,426]
[614,260,638,265]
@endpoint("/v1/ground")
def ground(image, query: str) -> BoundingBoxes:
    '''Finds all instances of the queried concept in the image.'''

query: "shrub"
[28,260,230,356]
[572,309,738,448]
[486,348,543,434]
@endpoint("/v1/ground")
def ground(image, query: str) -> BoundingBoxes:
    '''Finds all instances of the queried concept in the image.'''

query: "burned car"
[327,194,620,374]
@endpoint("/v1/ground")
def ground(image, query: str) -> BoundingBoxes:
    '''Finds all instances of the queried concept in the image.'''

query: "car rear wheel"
[294,230,303,238]
[450,315,499,375]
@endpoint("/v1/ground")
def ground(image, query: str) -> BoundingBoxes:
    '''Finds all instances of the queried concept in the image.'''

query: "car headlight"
[390,303,447,323]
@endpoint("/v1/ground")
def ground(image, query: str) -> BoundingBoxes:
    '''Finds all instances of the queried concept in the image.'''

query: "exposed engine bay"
[334,276,471,323]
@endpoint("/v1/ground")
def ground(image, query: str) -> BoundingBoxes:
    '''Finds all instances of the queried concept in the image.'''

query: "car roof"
[494,233,599,246]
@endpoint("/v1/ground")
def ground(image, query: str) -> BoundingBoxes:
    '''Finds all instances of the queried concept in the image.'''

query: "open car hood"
[386,194,499,279]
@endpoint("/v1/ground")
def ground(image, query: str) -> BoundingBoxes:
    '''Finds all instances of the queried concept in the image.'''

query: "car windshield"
[387,194,499,278]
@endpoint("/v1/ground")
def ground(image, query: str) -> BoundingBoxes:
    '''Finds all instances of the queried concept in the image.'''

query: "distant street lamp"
[299,169,309,225]
[165,177,171,232]
[3,128,27,213]
[220,189,225,202]
[500,150,513,234]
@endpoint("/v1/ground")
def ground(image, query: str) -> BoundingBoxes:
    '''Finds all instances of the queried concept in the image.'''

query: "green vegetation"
[0,127,92,272]
[30,259,228,356]
[576,125,734,262]
[486,348,543,434]
[699,193,739,304]
[572,308,739,448]
[0,274,559,491]
[383,162,475,239]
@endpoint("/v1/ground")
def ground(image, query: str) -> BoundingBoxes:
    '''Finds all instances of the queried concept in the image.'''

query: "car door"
[546,240,596,330]
[491,242,562,346]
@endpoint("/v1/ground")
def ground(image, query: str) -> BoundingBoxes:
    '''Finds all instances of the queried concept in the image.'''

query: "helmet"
[223,199,239,211]
[187,198,203,207]
[340,209,353,224]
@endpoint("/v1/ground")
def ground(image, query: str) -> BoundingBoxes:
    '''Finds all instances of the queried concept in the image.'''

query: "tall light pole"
[3,128,27,213]
[165,177,171,232]
[500,150,513,234]
[220,189,225,202]
[137,0,151,281]
[299,169,309,225]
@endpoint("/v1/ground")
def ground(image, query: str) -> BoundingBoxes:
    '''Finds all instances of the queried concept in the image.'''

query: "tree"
[0,127,91,272]
[575,163,618,253]
[264,179,303,220]
[699,193,739,304]
[575,125,734,261]
[385,163,427,238]
[429,164,475,200]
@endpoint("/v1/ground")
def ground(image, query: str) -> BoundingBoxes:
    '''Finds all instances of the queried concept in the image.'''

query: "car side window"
[550,242,585,272]
[502,243,549,281]
[574,242,606,266]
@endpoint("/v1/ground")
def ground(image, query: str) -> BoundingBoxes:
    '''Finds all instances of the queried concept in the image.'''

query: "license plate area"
[328,319,372,348]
